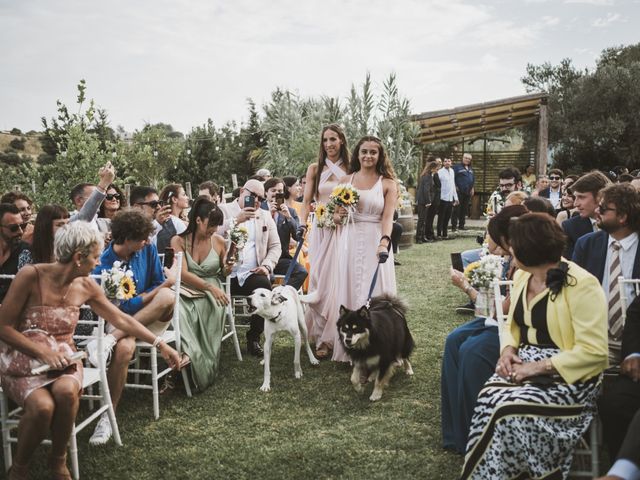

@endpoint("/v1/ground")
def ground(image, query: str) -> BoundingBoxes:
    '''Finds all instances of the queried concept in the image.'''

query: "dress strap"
[32,265,44,305]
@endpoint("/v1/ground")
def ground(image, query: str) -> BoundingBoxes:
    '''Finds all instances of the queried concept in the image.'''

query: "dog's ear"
[339,305,349,317]
[357,306,370,319]
[271,294,287,305]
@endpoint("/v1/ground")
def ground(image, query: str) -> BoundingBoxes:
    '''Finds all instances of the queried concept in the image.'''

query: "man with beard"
[538,168,564,211]
[573,183,640,479]
[485,167,522,217]
[0,203,29,302]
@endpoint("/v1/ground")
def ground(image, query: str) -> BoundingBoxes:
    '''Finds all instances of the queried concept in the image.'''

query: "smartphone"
[243,195,256,209]
[275,193,285,207]
[163,247,175,268]
[450,252,464,272]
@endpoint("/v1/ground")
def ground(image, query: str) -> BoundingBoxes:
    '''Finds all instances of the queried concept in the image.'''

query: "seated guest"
[461,213,608,479]
[88,209,178,445]
[0,222,180,480]
[0,203,29,303]
[573,183,640,365]
[157,183,189,252]
[68,162,116,229]
[538,168,564,211]
[485,167,522,217]
[598,295,640,480]
[198,181,221,203]
[262,177,307,290]
[442,205,526,454]
[129,186,172,245]
[562,170,611,259]
[96,183,124,234]
[218,179,281,357]
[1,191,35,244]
[556,185,577,225]
[18,205,70,268]
[171,198,231,392]
[504,190,527,206]
[283,175,310,291]
[523,196,555,216]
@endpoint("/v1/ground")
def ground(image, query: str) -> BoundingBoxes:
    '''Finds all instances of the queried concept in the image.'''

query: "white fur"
[248,286,319,392]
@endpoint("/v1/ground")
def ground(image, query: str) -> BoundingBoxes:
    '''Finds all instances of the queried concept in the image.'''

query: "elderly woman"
[461,213,608,479]
[0,222,181,480]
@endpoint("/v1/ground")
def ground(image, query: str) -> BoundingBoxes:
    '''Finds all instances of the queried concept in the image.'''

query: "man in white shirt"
[218,179,281,356]
[436,157,458,239]
[538,168,564,210]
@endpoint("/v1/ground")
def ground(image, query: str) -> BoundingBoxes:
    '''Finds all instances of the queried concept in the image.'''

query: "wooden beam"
[536,102,549,175]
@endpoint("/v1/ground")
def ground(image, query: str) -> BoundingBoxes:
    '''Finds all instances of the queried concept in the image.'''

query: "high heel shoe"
[49,453,72,480]
[8,462,29,480]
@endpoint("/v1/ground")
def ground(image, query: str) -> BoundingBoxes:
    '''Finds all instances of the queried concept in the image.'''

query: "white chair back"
[619,277,640,328]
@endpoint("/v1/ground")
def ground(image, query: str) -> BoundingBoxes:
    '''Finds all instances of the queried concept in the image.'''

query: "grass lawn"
[11,235,481,479]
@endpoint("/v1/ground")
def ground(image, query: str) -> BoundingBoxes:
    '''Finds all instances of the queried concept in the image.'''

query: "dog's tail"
[299,291,319,305]
[369,293,408,316]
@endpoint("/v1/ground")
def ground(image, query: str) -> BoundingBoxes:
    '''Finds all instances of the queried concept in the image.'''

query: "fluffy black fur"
[337,294,414,382]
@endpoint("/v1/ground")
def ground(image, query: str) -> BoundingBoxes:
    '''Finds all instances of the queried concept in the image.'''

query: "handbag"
[0,329,74,377]
[179,284,207,299]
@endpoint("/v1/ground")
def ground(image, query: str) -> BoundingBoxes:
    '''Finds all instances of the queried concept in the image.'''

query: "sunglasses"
[1,222,28,233]
[106,193,121,201]
[245,189,265,202]
[598,203,616,213]
[549,176,562,181]
[136,200,165,209]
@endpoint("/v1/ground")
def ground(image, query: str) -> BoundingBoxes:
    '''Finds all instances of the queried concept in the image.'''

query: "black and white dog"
[337,294,414,401]
[248,285,319,392]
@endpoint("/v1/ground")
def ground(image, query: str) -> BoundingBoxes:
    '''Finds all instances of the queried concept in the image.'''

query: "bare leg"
[110,287,174,341]
[14,388,55,465]
[49,377,81,457]
[107,336,136,409]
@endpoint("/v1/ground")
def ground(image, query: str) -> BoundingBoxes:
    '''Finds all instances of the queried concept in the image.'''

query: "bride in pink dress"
[301,124,350,359]
[332,136,398,362]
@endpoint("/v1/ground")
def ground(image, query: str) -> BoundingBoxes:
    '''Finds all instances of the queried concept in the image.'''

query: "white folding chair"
[492,280,513,340]
[1,274,121,480]
[125,252,192,419]
[221,277,243,361]
[619,277,640,327]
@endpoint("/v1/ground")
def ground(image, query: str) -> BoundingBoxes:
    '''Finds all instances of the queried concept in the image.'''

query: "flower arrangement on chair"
[464,255,503,318]
[227,219,250,263]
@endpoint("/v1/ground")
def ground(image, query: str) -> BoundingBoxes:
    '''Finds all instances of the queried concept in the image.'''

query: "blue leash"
[365,250,389,308]
[283,238,305,286]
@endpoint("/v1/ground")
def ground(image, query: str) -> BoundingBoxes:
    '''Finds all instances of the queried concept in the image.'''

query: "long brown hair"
[420,159,438,177]
[313,124,350,198]
[350,136,397,180]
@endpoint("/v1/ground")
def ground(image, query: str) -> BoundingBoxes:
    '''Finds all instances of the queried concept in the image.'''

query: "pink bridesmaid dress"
[305,159,345,351]
[332,175,397,362]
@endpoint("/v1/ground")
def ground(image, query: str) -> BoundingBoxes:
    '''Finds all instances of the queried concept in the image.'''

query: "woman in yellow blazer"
[462,213,608,480]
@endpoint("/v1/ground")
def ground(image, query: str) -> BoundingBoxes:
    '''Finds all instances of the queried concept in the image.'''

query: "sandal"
[315,343,332,359]
[49,454,72,480]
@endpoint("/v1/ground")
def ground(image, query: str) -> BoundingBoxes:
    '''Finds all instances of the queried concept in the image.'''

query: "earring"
[76,262,81,267]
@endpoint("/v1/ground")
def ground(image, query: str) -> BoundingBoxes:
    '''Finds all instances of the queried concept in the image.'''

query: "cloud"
[592,12,623,27]
[541,16,561,26]
[565,0,614,5]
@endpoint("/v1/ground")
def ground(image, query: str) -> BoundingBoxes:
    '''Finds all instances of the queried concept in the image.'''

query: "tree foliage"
[521,43,640,171]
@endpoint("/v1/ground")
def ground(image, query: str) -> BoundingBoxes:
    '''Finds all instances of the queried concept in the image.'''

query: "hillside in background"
[0,130,46,164]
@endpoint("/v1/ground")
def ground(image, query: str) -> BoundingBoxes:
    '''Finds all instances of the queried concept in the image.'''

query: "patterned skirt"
[461,344,601,480]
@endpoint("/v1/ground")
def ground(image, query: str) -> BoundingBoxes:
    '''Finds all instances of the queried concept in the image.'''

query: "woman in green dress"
[171,197,232,392]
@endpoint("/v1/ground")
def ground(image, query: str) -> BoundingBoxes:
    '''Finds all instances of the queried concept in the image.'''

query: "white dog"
[248,285,319,392]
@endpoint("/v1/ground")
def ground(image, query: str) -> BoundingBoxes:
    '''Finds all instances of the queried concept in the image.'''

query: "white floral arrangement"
[464,254,503,289]
[100,260,136,301]
[313,202,334,229]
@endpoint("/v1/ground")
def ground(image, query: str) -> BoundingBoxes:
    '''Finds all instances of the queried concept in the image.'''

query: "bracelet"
[152,336,164,348]
[380,235,392,245]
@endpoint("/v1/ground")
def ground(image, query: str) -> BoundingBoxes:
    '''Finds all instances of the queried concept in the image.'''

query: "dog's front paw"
[310,356,320,366]
[259,383,271,392]
[369,390,383,401]
[352,382,364,393]
[259,359,265,366]
[294,369,303,379]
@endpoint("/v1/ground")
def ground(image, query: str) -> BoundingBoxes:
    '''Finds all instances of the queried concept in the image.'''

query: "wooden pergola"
[412,92,549,174]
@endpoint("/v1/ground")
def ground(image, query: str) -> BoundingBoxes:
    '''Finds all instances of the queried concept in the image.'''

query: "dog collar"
[265,312,282,323]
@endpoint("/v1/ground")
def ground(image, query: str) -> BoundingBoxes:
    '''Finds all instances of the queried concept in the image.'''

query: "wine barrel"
[397,201,415,249]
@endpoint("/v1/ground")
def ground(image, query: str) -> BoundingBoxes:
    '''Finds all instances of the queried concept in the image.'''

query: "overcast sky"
[1,0,638,134]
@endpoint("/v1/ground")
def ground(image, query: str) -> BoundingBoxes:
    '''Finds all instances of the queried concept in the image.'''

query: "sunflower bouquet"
[463,254,503,289]
[313,202,331,229]
[326,183,360,227]
[100,261,136,301]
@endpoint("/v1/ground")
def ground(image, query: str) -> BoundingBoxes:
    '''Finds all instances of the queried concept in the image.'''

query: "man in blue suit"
[562,170,611,259]
[262,177,307,290]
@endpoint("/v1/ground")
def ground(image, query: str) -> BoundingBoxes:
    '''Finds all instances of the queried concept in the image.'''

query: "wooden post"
[185,182,192,200]
[124,184,131,206]
[231,174,238,189]
[536,99,548,176]
[31,180,36,194]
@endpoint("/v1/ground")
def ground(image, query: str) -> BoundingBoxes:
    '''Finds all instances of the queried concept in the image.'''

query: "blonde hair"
[505,191,528,206]
[54,221,103,263]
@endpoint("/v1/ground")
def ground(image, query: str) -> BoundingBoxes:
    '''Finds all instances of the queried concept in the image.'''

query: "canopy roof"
[412,92,548,143]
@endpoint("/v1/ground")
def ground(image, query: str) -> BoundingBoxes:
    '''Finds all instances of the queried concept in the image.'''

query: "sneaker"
[89,413,112,446]
[86,334,117,368]
[455,302,475,315]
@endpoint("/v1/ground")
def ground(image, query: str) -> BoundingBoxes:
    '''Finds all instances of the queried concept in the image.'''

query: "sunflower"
[331,186,343,198]
[340,191,352,204]
[119,276,137,300]
[463,261,480,282]
[315,203,326,219]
